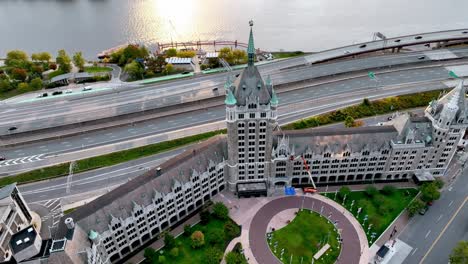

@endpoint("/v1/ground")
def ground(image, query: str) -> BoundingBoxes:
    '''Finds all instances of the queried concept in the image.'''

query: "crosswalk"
[35,198,63,227]
[0,154,46,167]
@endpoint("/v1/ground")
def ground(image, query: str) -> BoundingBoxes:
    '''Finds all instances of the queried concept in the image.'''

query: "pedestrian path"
[33,198,63,228]
[0,154,46,167]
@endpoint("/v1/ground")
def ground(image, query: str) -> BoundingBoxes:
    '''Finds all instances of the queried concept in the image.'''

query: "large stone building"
[47,23,467,263]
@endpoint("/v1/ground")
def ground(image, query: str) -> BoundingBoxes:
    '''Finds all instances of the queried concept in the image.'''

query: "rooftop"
[10,226,37,253]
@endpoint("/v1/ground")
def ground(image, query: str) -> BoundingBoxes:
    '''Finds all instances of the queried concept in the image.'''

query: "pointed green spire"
[271,86,278,106]
[224,76,232,90]
[225,88,237,105]
[247,20,255,66]
[266,75,272,86]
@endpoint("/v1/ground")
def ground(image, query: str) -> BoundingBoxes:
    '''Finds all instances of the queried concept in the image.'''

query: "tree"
[207,229,224,245]
[163,63,174,75]
[163,232,176,249]
[31,53,40,62]
[73,52,85,72]
[183,224,192,237]
[225,251,247,264]
[200,210,211,225]
[344,116,355,127]
[365,185,378,197]
[165,48,177,57]
[146,55,166,73]
[56,49,72,73]
[10,68,27,81]
[30,77,43,90]
[338,186,351,200]
[158,255,166,263]
[434,178,444,189]
[212,202,229,220]
[169,247,179,257]
[5,50,28,67]
[232,49,247,64]
[219,47,235,65]
[449,240,468,264]
[362,98,371,106]
[420,182,440,203]
[190,230,205,248]
[381,185,396,195]
[205,247,223,264]
[224,221,240,239]
[18,82,29,91]
[177,50,196,58]
[407,198,425,217]
[124,61,144,80]
[38,52,52,63]
[144,248,157,263]
[49,63,57,70]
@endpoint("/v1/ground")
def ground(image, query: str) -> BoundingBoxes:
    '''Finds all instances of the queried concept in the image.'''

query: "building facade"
[49,23,467,264]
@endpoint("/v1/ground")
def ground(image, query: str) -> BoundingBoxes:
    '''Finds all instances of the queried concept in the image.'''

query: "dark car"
[42,93,48,97]
[359,44,367,48]
[394,39,401,43]
[0,156,5,161]
[52,91,63,96]
[181,71,190,75]
[419,206,429,215]
[418,56,426,60]
[8,127,17,131]
[463,31,468,34]
[415,36,423,40]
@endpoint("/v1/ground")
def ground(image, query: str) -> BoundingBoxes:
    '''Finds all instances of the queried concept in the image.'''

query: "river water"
[1,0,467,59]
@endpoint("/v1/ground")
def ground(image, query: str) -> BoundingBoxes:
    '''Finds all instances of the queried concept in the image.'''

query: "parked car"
[418,56,426,60]
[0,156,5,161]
[181,71,190,75]
[8,127,17,131]
[303,187,318,194]
[52,91,63,96]
[65,89,73,94]
[82,87,92,91]
[427,201,433,206]
[343,50,351,54]
[387,116,393,121]
[359,44,367,48]
[419,206,429,215]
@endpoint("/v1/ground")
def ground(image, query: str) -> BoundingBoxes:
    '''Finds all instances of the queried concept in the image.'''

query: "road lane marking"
[448,200,454,207]
[436,214,443,223]
[424,230,431,239]
[411,248,418,256]
[419,196,468,264]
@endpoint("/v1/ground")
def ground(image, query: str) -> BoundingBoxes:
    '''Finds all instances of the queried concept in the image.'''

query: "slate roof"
[231,65,271,106]
[278,126,398,154]
[55,135,227,236]
[0,183,16,200]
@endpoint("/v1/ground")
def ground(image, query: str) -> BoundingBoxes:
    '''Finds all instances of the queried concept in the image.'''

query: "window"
[261,112,266,118]
[238,114,244,119]
[249,113,255,118]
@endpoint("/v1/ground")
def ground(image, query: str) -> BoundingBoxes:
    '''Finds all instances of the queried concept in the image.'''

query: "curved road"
[249,196,361,264]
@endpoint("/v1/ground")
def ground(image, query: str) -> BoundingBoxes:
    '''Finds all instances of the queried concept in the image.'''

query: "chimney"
[65,218,75,229]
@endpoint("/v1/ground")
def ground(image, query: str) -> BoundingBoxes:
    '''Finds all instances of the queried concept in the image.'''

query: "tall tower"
[225,21,279,193]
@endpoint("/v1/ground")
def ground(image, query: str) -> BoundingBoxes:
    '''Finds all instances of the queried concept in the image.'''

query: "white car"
[65,89,73,94]
[82,86,92,91]
[344,50,351,54]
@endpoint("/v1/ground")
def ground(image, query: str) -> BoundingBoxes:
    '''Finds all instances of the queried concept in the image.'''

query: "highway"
[399,159,468,264]
[1,48,468,135]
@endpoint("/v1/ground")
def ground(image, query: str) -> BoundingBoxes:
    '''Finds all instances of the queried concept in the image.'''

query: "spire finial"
[247,20,255,66]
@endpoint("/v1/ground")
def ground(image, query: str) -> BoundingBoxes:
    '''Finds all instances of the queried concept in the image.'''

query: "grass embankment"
[84,66,113,73]
[269,210,339,264]
[324,187,418,245]
[271,51,305,59]
[6,89,443,187]
[282,89,442,130]
[1,130,225,187]
[47,69,65,79]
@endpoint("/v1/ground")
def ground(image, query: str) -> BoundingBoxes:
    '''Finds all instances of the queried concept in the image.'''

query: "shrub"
[183,224,192,237]
[205,248,223,264]
[200,210,211,225]
[338,186,351,200]
[381,185,396,195]
[169,247,179,257]
[224,221,240,239]
[212,202,229,220]
[365,186,379,197]
[191,230,205,248]
[30,77,43,90]
[11,68,27,81]
[163,232,176,250]
[17,82,29,91]
[207,229,225,245]
[407,198,425,217]
[434,178,444,189]
[233,242,243,253]
[420,182,440,202]
[49,63,57,70]
[158,255,166,263]
[225,251,247,264]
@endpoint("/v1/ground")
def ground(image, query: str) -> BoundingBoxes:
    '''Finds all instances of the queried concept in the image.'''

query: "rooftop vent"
[16,240,22,245]
[27,227,33,232]
[24,237,30,242]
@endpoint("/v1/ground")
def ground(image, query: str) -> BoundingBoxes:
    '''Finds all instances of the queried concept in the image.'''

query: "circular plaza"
[248,195,367,264]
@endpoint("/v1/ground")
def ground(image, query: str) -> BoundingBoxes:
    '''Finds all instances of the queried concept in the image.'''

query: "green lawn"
[47,69,65,79]
[84,66,113,73]
[324,188,418,244]
[271,51,305,59]
[148,216,239,264]
[269,210,340,264]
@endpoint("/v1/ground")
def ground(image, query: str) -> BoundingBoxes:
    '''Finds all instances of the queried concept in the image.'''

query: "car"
[8,127,17,131]
[65,89,73,94]
[419,206,429,215]
[42,93,48,97]
[52,91,63,96]
[181,71,190,75]
[394,39,401,43]
[427,201,433,206]
[303,187,317,194]
[418,56,426,60]
[212,87,218,91]
[463,31,468,34]
[387,116,393,121]
[344,50,351,54]
[0,156,5,161]
[82,87,92,91]
[235,73,240,77]
[415,36,423,40]
[359,44,367,48]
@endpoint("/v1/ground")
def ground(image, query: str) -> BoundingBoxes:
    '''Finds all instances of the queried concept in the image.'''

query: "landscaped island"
[268,210,340,264]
